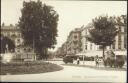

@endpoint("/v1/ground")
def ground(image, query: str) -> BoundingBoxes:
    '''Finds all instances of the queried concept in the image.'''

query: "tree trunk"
[103,45,105,58]
[37,47,48,60]
[44,48,46,59]
[42,48,45,60]
[44,48,48,60]
[33,38,35,52]
[41,47,47,60]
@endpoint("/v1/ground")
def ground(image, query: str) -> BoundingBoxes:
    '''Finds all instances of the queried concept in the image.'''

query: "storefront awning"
[76,50,127,57]
[76,52,86,56]
[76,51,103,57]
[85,51,103,57]
[114,51,127,56]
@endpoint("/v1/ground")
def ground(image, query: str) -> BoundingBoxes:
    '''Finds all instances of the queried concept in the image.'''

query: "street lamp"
[100,42,106,58]
[82,51,86,65]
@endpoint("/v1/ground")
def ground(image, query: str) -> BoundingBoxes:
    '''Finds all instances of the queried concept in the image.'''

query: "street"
[1,1,127,83]
[0,61,127,82]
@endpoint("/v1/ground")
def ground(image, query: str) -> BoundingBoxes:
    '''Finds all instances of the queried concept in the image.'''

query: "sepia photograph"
[0,0,127,82]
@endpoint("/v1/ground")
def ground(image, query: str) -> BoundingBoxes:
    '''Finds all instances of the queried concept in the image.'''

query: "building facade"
[81,23,100,52]
[111,15,127,50]
[1,24,24,52]
[56,15,127,57]
[81,15,127,56]
[1,23,37,61]
[66,27,83,55]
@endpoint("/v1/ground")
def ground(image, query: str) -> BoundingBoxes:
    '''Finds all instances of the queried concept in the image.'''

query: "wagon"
[103,50,126,68]
[63,55,79,64]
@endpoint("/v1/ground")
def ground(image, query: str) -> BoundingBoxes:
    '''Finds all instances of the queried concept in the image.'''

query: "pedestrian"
[72,58,74,64]
[95,55,99,67]
[77,57,80,65]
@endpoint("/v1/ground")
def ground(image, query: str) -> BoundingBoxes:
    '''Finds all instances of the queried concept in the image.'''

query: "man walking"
[77,57,80,65]
[95,55,99,67]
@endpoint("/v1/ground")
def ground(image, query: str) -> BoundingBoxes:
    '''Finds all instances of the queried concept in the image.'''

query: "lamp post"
[100,42,106,58]
[82,51,86,65]
[83,54,84,65]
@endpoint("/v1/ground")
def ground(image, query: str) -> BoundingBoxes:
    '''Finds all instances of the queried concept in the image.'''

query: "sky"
[1,0,127,52]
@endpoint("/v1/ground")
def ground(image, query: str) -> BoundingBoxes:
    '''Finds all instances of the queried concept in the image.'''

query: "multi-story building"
[81,15,127,56]
[1,23,37,61]
[111,15,127,50]
[57,15,127,57]
[55,47,63,57]
[66,27,83,55]
[1,23,23,52]
[61,42,68,55]
[81,23,100,52]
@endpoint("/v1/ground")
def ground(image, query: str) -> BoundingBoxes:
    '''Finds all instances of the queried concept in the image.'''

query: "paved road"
[0,61,127,82]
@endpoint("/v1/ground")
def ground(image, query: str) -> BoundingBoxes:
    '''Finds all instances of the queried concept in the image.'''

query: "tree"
[18,0,59,59]
[86,15,119,58]
[0,35,15,53]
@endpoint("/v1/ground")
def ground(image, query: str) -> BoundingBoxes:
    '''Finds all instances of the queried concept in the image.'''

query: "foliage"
[0,35,15,53]
[0,61,63,75]
[86,15,119,57]
[18,0,59,59]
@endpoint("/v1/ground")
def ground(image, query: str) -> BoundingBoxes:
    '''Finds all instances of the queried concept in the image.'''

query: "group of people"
[72,57,80,65]
[73,50,115,67]
[76,56,100,66]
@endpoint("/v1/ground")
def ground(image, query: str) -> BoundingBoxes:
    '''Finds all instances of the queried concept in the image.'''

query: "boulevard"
[1,61,126,82]
[1,1,127,83]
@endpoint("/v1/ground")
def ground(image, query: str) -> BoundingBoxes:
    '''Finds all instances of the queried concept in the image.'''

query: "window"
[28,48,31,52]
[118,44,121,49]
[121,26,124,32]
[112,43,115,49]
[7,33,10,37]
[17,39,20,43]
[11,33,16,38]
[85,45,87,50]
[124,35,127,49]
[85,38,88,42]
[18,33,21,37]
[24,48,26,51]
[90,44,92,50]
[73,41,78,45]
[118,35,122,49]
[17,50,20,52]
[119,27,121,33]
[86,29,89,35]
[74,35,77,39]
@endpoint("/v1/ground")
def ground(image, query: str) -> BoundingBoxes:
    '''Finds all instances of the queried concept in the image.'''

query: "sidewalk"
[73,60,102,66]
[64,60,127,71]
[74,60,127,68]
